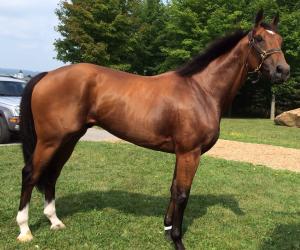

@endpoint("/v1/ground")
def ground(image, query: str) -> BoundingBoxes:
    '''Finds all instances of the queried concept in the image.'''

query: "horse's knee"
[172,189,189,205]
[177,191,188,204]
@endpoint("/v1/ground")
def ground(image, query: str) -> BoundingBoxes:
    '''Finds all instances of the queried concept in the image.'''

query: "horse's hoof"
[50,222,66,230]
[17,231,33,242]
[174,239,185,250]
[165,229,172,241]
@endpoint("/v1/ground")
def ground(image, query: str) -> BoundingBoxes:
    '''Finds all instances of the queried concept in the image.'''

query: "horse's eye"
[255,35,263,42]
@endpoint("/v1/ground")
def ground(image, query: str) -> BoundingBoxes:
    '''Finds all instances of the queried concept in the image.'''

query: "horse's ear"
[255,9,264,27]
[271,12,279,30]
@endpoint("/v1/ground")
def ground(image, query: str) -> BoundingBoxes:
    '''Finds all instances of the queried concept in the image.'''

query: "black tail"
[20,72,48,163]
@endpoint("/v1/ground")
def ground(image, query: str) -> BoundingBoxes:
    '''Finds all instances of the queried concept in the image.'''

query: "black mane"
[176,29,248,77]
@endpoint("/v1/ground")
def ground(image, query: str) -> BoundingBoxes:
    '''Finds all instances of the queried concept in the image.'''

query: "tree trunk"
[270,94,276,120]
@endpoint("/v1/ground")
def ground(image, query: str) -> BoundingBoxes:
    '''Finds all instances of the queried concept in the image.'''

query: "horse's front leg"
[169,148,201,250]
[164,166,176,240]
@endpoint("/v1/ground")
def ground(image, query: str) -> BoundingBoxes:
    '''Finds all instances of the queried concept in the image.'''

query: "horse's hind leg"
[17,139,62,242]
[43,134,83,230]
[16,160,35,242]
[44,179,66,231]
[43,169,66,230]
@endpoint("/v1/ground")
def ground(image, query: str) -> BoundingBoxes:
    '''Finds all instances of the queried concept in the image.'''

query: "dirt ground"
[81,128,300,173]
[207,139,300,172]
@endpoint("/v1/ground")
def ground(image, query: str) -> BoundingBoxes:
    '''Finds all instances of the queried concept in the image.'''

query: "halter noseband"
[246,30,282,75]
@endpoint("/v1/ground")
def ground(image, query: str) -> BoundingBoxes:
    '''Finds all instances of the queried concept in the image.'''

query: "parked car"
[0,75,27,143]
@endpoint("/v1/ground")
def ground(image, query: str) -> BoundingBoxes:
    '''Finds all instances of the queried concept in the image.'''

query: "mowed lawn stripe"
[220,118,300,149]
[0,142,299,250]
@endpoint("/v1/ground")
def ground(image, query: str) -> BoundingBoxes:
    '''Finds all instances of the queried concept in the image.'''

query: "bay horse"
[17,10,289,250]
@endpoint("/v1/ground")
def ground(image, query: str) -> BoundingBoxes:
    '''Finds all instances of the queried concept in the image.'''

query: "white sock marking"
[164,225,172,231]
[16,204,30,235]
[44,200,64,227]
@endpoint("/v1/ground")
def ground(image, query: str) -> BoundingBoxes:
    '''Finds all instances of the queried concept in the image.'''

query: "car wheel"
[0,117,10,144]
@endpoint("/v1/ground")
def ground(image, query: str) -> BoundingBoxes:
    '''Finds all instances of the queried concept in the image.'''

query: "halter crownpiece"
[247,30,282,74]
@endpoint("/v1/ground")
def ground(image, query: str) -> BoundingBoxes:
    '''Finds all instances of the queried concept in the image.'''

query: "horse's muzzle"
[271,64,290,83]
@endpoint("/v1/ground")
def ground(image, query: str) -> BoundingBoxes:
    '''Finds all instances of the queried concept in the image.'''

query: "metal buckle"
[261,51,267,59]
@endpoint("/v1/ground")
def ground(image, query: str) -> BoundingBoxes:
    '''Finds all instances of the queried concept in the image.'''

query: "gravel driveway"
[1,128,299,172]
[81,128,300,172]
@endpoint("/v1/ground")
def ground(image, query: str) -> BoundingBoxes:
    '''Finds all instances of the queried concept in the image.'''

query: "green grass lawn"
[220,118,300,149]
[1,142,299,250]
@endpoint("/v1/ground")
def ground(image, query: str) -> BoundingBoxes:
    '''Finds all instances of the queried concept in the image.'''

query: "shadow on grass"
[260,223,300,250]
[51,190,244,233]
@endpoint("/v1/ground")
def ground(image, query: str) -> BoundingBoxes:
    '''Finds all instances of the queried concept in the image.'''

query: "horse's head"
[247,10,290,83]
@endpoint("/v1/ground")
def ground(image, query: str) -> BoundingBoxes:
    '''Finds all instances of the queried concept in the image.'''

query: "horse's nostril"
[276,65,283,74]
[276,65,290,77]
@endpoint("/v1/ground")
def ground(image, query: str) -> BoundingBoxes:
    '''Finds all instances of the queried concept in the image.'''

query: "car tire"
[0,117,10,144]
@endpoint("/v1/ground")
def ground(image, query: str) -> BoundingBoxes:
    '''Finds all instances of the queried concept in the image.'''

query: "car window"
[0,81,26,97]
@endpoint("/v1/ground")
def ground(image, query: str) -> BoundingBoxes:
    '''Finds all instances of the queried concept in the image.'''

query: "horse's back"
[31,63,220,152]
[31,63,181,150]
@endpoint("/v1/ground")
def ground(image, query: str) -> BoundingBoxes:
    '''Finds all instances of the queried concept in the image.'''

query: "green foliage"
[55,0,142,71]
[129,0,168,74]
[55,0,167,74]
[54,0,300,114]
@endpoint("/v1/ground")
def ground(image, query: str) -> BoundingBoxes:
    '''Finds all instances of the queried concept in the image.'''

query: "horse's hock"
[274,108,300,128]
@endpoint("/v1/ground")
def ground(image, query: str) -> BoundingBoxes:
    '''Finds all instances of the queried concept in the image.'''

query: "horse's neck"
[192,37,249,114]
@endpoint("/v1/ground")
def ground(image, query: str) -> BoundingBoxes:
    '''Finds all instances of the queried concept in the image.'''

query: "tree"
[55,0,142,71]
[128,0,168,74]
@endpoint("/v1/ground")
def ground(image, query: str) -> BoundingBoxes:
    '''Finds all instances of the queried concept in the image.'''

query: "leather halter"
[246,30,282,75]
